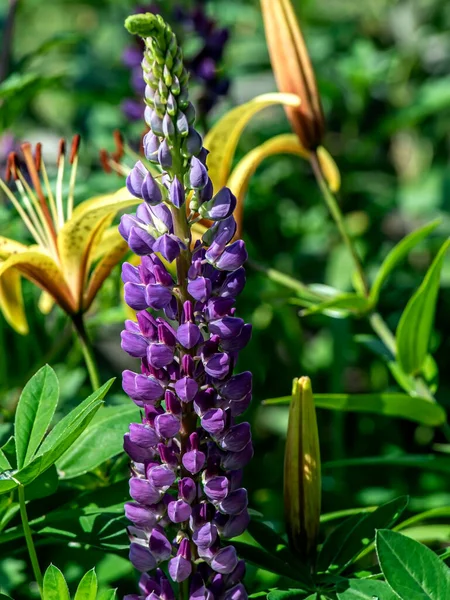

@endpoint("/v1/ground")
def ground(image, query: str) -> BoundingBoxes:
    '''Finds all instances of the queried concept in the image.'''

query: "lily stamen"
[67,134,81,219]
[56,139,66,229]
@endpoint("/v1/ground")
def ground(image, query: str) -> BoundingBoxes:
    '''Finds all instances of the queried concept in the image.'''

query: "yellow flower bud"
[284,376,321,563]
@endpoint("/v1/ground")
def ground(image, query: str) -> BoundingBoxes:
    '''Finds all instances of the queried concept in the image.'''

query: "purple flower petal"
[182,449,206,474]
[204,476,229,502]
[204,353,230,379]
[125,502,158,528]
[126,161,147,197]
[130,542,157,572]
[129,423,159,447]
[145,284,173,310]
[154,413,180,438]
[130,477,161,505]
[147,343,175,368]
[219,488,248,515]
[168,500,192,523]
[201,408,226,436]
[210,546,238,574]
[149,528,172,562]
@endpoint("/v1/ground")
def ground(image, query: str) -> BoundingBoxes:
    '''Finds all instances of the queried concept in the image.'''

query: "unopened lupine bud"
[284,376,321,562]
[260,0,325,150]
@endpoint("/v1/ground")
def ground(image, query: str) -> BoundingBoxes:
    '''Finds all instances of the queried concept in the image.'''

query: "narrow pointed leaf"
[43,564,70,600]
[317,496,408,573]
[376,529,450,599]
[74,569,98,600]
[204,93,301,191]
[15,365,59,469]
[396,238,450,375]
[299,293,370,317]
[263,393,446,426]
[370,219,441,305]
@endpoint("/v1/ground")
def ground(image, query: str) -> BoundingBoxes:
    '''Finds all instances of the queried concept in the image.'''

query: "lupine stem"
[18,485,43,598]
[71,314,100,391]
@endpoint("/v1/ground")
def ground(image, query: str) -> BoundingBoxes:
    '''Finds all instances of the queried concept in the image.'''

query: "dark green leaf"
[247,520,312,583]
[231,541,310,587]
[323,454,450,472]
[376,529,450,599]
[74,568,97,600]
[39,379,114,455]
[57,405,139,479]
[25,465,59,501]
[317,496,408,573]
[336,579,397,599]
[15,365,59,469]
[267,591,306,600]
[370,220,441,305]
[262,393,445,426]
[396,238,450,375]
[43,564,70,600]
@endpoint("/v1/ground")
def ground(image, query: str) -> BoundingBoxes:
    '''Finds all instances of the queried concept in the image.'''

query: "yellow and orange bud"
[284,376,321,563]
[260,0,325,151]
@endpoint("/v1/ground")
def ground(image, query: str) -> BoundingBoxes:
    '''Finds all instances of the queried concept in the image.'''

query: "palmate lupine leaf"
[73,569,98,600]
[0,373,113,495]
[43,565,70,600]
[336,579,397,600]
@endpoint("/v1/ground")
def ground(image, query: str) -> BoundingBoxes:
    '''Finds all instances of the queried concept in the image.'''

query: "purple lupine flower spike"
[122,13,251,600]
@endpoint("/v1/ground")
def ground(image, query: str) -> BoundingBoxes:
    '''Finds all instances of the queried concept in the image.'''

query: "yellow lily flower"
[0,138,138,336]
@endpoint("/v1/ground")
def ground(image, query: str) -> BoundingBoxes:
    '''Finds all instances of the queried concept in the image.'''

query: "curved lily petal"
[203,92,301,192]
[57,187,139,305]
[0,236,28,260]
[83,236,129,310]
[92,226,125,261]
[0,266,28,334]
[0,249,76,315]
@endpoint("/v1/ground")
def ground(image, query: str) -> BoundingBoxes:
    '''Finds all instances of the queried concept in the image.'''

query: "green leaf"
[0,594,14,599]
[323,454,450,472]
[336,579,397,599]
[262,393,446,426]
[299,294,370,317]
[43,564,70,600]
[26,465,59,501]
[74,568,98,600]
[376,529,450,599]
[16,400,103,486]
[96,591,117,600]
[231,541,310,586]
[57,405,139,479]
[370,220,441,305]
[39,379,114,455]
[267,591,305,600]
[317,496,408,573]
[396,238,450,375]
[15,365,59,469]
[247,520,312,584]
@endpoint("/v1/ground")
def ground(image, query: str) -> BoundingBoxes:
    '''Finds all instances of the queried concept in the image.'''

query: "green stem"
[18,485,43,597]
[310,151,370,297]
[71,314,101,391]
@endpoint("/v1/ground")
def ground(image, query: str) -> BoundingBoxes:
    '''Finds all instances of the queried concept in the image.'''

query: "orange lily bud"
[260,0,325,150]
[284,376,321,563]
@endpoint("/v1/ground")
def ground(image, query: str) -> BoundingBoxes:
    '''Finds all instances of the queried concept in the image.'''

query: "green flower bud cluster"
[125,13,202,172]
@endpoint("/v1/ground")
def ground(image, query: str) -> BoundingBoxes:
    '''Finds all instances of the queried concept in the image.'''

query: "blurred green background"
[1,0,450,596]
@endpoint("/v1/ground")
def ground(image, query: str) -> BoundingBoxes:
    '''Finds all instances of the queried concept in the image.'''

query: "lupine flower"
[122,2,230,123]
[260,0,325,151]
[0,138,137,334]
[120,13,251,599]
[284,377,321,563]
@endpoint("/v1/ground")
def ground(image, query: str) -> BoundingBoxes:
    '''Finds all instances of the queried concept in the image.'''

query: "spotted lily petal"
[0,235,28,259]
